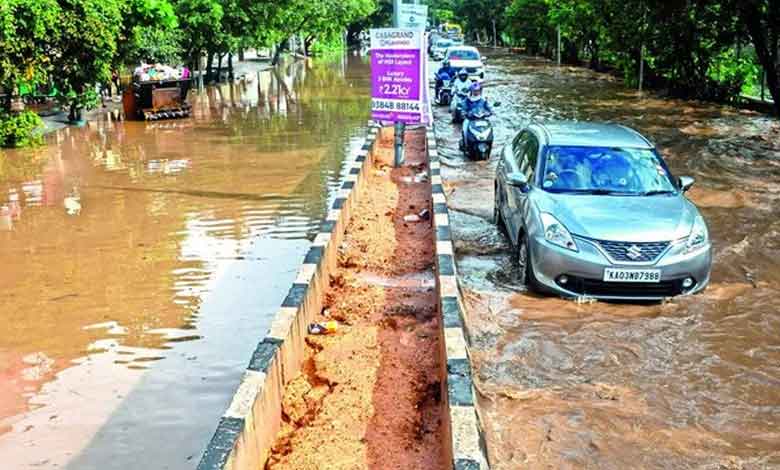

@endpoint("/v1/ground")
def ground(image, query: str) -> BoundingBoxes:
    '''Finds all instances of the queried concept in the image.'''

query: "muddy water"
[432,53,780,468]
[0,54,369,469]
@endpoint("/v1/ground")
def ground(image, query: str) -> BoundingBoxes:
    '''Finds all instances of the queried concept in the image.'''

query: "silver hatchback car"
[494,121,712,300]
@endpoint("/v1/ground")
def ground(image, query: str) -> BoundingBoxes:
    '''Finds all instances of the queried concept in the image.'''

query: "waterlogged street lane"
[433,52,780,468]
[0,55,369,469]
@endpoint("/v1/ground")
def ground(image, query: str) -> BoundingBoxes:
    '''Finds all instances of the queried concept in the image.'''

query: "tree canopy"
[0,0,379,125]
[440,0,778,115]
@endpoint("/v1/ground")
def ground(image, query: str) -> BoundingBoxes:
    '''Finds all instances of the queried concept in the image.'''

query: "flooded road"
[0,54,369,469]
[432,53,780,468]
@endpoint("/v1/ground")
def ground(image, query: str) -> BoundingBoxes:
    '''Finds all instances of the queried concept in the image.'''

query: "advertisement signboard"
[398,4,428,30]
[370,29,425,124]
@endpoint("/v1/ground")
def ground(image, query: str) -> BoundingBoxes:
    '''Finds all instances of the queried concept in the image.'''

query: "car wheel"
[516,233,539,292]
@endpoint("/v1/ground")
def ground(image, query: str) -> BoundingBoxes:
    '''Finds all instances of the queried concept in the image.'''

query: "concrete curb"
[426,125,489,470]
[197,125,380,470]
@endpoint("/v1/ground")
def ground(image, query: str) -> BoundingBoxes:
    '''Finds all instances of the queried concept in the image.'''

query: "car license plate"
[603,268,661,283]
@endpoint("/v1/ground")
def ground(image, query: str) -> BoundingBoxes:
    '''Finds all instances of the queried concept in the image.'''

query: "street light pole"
[557,25,561,66]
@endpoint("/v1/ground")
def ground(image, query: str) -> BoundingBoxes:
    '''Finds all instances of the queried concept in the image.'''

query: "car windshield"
[447,49,479,60]
[541,146,677,195]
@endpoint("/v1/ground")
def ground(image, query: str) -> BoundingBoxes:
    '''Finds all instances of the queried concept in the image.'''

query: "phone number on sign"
[372,99,421,112]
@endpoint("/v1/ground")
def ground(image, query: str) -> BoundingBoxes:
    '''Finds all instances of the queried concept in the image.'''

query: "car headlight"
[540,212,578,251]
[685,215,709,253]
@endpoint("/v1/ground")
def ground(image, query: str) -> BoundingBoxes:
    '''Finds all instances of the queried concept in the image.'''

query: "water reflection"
[0,52,369,469]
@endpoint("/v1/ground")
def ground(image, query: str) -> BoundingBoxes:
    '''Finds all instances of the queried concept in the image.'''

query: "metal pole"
[557,25,561,66]
[393,0,404,168]
[639,6,646,92]
[393,0,401,26]
[493,19,497,48]
[197,51,204,92]
[639,44,644,92]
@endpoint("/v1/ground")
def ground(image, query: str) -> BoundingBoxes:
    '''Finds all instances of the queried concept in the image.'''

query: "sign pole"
[369,10,425,164]
[393,0,404,168]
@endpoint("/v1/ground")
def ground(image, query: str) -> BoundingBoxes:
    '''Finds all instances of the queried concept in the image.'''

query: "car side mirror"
[679,176,695,192]
[493,101,501,107]
[507,172,529,191]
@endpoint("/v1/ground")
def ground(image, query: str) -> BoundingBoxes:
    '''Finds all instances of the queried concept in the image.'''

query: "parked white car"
[445,46,485,80]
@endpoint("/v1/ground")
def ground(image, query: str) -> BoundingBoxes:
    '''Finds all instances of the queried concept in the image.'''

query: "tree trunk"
[68,101,82,123]
[272,39,286,66]
[206,51,215,83]
[216,54,223,82]
[740,1,780,115]
[228,54,234,81]
[304,36,315,56]
[238,48,245,61]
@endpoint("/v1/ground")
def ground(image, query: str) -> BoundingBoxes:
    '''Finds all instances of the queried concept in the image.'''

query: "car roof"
[530,121,654,149]
[447,46,478,53]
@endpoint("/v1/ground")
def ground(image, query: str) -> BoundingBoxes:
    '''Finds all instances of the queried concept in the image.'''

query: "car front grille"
[595,239,670,263]
[559,276,686,298]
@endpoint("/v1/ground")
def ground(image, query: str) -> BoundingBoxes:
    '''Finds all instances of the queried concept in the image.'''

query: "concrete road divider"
[197,123,487,470]
[427,126,489,469]
[197,126,379,470]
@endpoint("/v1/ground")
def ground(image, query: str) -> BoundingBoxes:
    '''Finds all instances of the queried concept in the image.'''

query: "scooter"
[461,108,494,160]
[436,82,452,106]
[451,90,468,123]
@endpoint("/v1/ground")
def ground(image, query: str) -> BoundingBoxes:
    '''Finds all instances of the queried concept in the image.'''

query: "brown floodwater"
[432,53,780,468]
[0,54,369,469]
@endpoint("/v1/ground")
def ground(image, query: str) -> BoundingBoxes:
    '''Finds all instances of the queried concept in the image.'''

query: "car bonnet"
[533,191,698,243]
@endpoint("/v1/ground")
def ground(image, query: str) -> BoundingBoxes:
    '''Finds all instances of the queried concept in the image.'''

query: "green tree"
[0,0,61,110]
[547,0,606,67]
[175,0,223,77]
[502,0,769,107]
[49,0,123,122]
[348,0,390,43]
[118,0,181,65]
[269,0,374,64]
[738,0,780,115]
[504,0,552,53]
[454,0,510,44]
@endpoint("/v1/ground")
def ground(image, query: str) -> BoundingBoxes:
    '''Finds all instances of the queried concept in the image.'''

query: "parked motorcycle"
[461,108,494,160]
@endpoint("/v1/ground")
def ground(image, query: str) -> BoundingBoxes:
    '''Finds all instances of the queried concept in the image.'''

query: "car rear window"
[447,49,479,60]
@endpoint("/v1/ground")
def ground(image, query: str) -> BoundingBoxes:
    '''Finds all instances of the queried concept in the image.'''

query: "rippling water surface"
[433,53,780,468]
[0,54,369,469]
